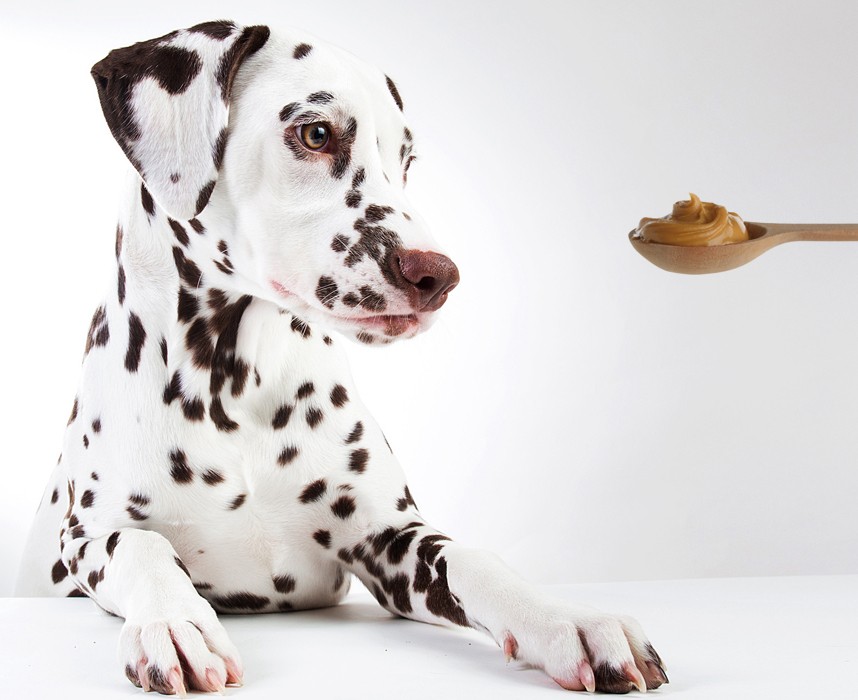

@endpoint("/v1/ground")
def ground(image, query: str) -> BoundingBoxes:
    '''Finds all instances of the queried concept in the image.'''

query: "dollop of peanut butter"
[636,193,749,246]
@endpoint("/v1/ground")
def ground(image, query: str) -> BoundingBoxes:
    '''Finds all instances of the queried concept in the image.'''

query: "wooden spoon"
[629,222,858,274]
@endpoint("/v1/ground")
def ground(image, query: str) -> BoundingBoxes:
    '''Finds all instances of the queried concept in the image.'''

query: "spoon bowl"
[629,222,858,274]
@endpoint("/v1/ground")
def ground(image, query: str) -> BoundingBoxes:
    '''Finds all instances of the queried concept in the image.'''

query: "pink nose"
[395,249,460,311]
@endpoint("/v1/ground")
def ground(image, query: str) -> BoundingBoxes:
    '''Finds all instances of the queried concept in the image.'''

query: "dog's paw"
[503,608,667,694]
[119,601,242,694]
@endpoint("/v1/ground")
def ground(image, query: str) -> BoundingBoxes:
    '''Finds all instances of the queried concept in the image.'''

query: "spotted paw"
[503,608,667,694]
[119,600,242,694]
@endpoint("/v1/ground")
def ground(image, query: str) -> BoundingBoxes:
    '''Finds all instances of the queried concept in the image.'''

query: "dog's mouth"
[335,312,420,337]
[270,281,422,338]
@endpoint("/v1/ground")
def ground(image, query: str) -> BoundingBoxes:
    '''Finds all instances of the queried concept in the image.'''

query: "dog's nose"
[395,249,460,311]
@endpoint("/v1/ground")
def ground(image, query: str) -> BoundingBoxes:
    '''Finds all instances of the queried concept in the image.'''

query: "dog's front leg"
[60,524,241,694]
[342,518,667,693]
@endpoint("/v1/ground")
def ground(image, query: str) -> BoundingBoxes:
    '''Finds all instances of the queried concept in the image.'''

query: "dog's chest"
[73,301,367,609]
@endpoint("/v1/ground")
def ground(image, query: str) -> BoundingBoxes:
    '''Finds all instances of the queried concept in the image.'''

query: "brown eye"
[299,122,331,151]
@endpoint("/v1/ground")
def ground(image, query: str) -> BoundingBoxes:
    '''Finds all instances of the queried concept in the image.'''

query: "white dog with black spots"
[16,21,668,695]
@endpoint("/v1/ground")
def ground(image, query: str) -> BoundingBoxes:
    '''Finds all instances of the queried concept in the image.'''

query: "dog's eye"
[299,123,331,151]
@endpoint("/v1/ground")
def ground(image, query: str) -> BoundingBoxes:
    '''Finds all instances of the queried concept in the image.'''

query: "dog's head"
[92,20,458,344]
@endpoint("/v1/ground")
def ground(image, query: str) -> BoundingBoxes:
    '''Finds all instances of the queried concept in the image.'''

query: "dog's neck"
[109,172,336,428]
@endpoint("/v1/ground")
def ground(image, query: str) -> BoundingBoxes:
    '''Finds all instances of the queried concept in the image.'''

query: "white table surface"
[2,575,855,698]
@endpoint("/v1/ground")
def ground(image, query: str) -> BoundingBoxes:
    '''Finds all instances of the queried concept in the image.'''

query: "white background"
[2,0,858,597]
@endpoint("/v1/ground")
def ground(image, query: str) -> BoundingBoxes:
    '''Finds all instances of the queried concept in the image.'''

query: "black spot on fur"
[202,469,224,485]
[296,382,315,400]
[345,190,362,208]
[293,43,313,59]
[315,276,338,308]
[425,556,468,626]
[331,495,356,519]
[213,592,270,611]
[279,102,300,122]
[210,396,239,432]
[195,180,216,216]
[348,448,369,473]
[364,204,394,222]
[87,567,105,592]
[186,318,214,368]
[127,505,147,521]
[51,559,68,584]
[173,246,203,288]
[85,306,110,355]
[300,479,327,503]
[124,312,147,372]
[169,449,194,483]
[345,421,364,444]
[290,316,311,338]
[92,418,102,433]
[82,434,89,449]
[68,398,79,425]
[118,265,126,305]
[383,572,412,614]
[80,490,95,508]
[189,218,206,234]
[177,287,199,322]
[215,25,271,103]
[189,20,236,40]
[182,396,205,421]
[272,404,293,429]
[168,218,189,247]
[272,574,296,594]
[397,483,417,511]
[140,183,155,216]
[229,493,247,509]
[417,534,449,566]
[345,218,403,277]
[313,530,331,548]
[330,384,349,407]
[306,407,324,428]
[385,75,404,110]
[278,446,299,466]
[307,91,333,104]
[358,285,386,311]
[370,527,397,555]
[387,529,417,565]
[331,234,350,252]
[106,531,121,557]
[51,488,59,504]
[414,560,432,592]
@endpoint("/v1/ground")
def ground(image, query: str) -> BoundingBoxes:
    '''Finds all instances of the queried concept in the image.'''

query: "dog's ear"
[91,21,270,220]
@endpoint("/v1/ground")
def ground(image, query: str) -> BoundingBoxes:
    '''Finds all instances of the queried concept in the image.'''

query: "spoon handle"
[760,222,858,242]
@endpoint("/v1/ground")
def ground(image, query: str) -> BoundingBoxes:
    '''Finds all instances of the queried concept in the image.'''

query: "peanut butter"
[636,193,748,246]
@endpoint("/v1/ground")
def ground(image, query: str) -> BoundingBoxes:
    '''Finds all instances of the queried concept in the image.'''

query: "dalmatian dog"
[16,21,668,695]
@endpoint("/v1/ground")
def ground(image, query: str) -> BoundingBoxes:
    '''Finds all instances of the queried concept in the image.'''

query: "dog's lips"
[341,313,420,337]
[270,281,421,337]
